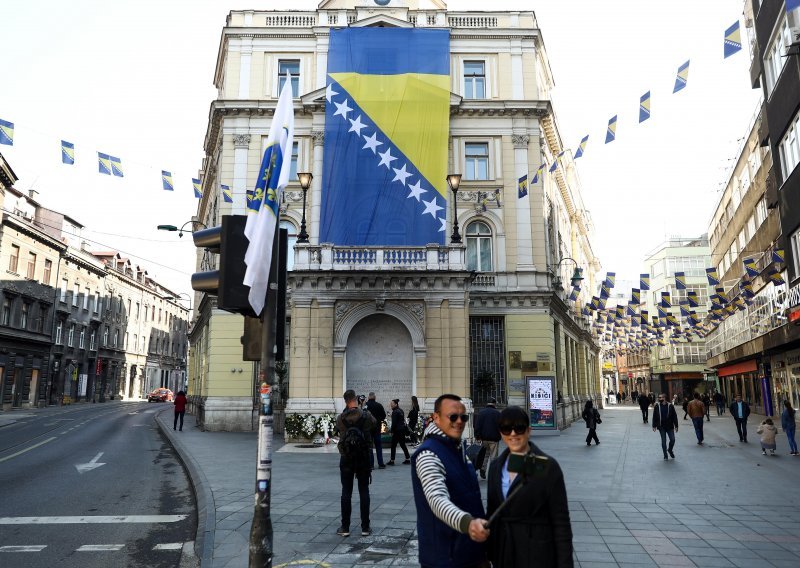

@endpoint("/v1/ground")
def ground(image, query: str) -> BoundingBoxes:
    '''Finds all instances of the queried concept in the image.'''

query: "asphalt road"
[0,401,197,568]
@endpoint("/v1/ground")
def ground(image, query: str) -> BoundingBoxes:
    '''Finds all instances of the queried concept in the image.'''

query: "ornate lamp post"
[296,172,313,243]
[552,256,584,290]
[157,219,207,238]
[447,173,462,244]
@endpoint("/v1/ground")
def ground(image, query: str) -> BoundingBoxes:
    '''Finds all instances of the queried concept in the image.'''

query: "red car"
[147,388,174,402]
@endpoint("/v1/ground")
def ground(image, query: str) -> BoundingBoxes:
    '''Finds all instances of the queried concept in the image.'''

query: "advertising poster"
[527,376,556,430]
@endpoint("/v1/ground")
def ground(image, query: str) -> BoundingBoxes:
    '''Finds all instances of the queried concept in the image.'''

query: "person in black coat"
[365,392,387,469]
[581,400,601,446]
[474,397,502,479]
[487,406,573,568]
[652,393,679,460]
[638,391,651,424]
[407,395,420,445]
[386,399,410,465]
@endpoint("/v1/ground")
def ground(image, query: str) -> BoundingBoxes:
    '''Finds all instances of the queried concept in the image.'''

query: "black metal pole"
[297,187,309,243]
[450,186,462,243]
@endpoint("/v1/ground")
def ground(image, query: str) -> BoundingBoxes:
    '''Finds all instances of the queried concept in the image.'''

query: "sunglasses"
[499,424,528,436]
[447,413,470,423]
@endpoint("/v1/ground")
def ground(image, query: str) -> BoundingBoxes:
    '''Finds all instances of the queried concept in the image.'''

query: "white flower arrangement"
[301,414,318,438]
[318,413,335,438]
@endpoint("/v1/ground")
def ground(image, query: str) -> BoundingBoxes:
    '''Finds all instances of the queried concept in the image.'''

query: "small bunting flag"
[222,184,233,203]
[574,135,589,159]
[162,171,174,191]
[109,156,124,178]
[673,60,690,93]
[0,119,14,146]
[639,91,651,123]
[517,174,528,199]
[97,153,112,175]
[193,178,202,199]
[61,141,75,165]
[724,21,742,59]
[640,274,650,291]
[605,115,617,144]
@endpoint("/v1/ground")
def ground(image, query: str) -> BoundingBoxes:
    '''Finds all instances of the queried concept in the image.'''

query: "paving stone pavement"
[156,404,800,567]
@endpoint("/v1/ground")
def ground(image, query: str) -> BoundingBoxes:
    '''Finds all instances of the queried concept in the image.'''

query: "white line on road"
[0,545,47,552]
[0,515,187,524]
[152,543,184,550]
[76,545,125,551]
[0,437,57,463]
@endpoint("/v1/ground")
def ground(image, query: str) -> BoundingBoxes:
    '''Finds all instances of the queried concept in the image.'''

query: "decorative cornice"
[511,134,530,149]
[232,134,251,148]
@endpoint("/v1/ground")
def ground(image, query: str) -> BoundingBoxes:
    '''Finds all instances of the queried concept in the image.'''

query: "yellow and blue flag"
[640,274,650,291]
[569,286,580,302]
[687,291,699,307]
[661,292,671,308]
[673,60,690,93]
[61,140,75,165]
[0,119,13,146]
[109,156,123,178]
[768,267,786,285]
[573,135,589,159]
[97,153,112,175]
[162,171,174,191]
[773,248,785,264]
[605,272,616,288]
[605,115,617,144]
[706,267,719,286]
[549,151,565,173]
[743,257,759,278]
[639,91,651,123]
[319,28,449,245]
[193,178,202,199]
[517,174,528,199]
[724,21,742,59]
[631,288,641,305]
[222,184,233,203]
[531,164,545,184]
[675,271,686,290]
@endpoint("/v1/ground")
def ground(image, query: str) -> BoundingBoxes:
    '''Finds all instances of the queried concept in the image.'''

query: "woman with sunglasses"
[486,406,573,568]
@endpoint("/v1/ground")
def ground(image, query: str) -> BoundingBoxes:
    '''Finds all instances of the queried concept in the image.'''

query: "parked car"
[147,388,174,403]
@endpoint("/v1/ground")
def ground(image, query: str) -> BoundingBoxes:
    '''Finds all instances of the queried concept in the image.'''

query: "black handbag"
[466,443,487,470]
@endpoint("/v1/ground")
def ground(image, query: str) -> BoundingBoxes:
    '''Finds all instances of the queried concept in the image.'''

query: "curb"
[154,408,214,567]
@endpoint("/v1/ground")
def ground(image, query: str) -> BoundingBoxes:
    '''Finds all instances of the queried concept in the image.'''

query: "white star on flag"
[422,196,443,218]
[378,148,397,169]
[333,99,353,119]
[326,83,339,103]
[439,217,447,232]
[406,180,426,201]
[348,115,367,136]
[392,164,412,186]
[362,132,382,154]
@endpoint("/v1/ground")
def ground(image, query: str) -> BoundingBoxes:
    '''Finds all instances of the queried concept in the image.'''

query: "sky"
[0,0,761,295]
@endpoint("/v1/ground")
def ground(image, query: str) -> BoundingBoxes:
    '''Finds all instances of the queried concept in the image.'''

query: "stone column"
[238,38,252,99]
[232,134,251,215]
[310,131,324,244]
[512,134,534,270]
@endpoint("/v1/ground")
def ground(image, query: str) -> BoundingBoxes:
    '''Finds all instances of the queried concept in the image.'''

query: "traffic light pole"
[249,227,281,567]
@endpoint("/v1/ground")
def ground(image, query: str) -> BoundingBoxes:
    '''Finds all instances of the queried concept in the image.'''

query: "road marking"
[0,437,57,463]
[153,543,184,550]
[0,545,47,552]
[75,452,106,474]
[77,544,124,551]
[0,515,187,524]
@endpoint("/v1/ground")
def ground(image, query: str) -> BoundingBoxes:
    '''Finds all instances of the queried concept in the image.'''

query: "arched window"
[466,221,493,272]
[279,220,298,271]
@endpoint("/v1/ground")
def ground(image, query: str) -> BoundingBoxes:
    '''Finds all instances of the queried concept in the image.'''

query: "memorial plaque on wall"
[538,362,551,372]
[521,361,538,372]
[509,379,525,393]
[509,351,521,370]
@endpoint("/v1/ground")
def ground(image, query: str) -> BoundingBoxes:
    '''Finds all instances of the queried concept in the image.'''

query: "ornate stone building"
[189,0,603,431]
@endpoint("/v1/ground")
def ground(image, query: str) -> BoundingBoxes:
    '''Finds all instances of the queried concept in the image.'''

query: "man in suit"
[730,394,751,443]
[652,393,679,460]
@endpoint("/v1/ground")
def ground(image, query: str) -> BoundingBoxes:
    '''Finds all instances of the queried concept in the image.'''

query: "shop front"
[717,359,762,413]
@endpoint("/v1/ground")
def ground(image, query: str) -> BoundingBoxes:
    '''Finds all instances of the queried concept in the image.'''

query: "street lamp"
[447,173,462,244]
[296,172,313,243]
[157,220,207,238]
[164,292,192,312]
[552,256,584,290]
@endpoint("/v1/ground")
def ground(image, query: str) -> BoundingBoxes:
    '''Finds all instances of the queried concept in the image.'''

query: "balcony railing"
[293,244,465,271]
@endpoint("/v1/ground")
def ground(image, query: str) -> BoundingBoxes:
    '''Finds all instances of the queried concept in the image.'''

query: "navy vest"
[411,435,486,567]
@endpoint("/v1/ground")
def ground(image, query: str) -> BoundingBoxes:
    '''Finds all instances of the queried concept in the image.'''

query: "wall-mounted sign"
[527,376,556,430]
[521,361,539,372]
[536,352,551,362]
[509,351,521,369]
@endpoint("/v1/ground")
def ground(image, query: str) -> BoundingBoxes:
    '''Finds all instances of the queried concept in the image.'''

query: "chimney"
[28,189,39,200]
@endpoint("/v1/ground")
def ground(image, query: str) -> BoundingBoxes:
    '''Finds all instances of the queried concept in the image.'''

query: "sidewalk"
[155,405,800,568]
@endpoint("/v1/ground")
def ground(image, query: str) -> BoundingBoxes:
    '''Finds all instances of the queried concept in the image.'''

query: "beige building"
[189,0,603,432]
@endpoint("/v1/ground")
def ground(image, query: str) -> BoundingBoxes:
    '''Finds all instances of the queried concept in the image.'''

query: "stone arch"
[334,301,426,356]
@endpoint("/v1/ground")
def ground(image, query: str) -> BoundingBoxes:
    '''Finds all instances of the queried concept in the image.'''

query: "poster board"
[527,376,556,430]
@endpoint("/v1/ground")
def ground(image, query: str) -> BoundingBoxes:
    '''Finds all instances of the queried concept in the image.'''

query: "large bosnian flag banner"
[320,28,450,246]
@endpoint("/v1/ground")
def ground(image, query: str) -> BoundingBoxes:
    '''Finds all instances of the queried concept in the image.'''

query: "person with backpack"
[387,398,411,465]
[336,389,377,537]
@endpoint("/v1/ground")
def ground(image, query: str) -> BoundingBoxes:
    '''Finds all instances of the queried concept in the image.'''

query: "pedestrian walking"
[336,389,377,537]
[387,398,411,465]
[681,395,689,420]
[702,392,711,422]
[757,418,778,456]
[714,391,725,416]
[173,390,187,431]
[474,397,501,479]
[632,390,639,404]
[730,394,751,443]
[638,392,651,424]
[781,400,797,456]
[581,400,601,446]
[411,393,489,567]
[687,392,705,445]
[652,393,679,460]
[486,406,573,568]
[364,392,387,469]
[408,395,421,446]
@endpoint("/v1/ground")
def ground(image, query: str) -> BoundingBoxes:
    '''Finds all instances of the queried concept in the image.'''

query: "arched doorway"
[345,313,414,413]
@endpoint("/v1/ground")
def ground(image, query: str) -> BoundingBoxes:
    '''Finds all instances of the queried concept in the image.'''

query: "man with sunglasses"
[411,394,490,567]
[652,393,679,460]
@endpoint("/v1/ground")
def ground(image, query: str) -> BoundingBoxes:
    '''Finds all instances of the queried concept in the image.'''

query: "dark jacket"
[365,399,386,430]
[581,407,600,429]
[474,405,501,442]
[782,408,796,431]
[390,406,406,434]
[487,442,573,568]
[638,395,650,411]
[408,406,419,429]
[652,402,679,430]
[336,407,377,456]
[730,400,751,420]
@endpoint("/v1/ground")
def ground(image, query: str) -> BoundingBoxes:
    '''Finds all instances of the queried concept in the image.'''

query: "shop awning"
[717,359,757,377]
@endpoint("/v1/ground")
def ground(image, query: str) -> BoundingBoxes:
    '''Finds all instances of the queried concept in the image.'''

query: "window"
[792,228,800,279]
[21,301,30,329]
[60,279,68,303]
[83,287,90,310]
[290,141,299,181]
[124,332,129,350]
[117,295,123,314]
[278,60,300,97]
[756,197,768,227]
[9,244,19,272]
[95,292,101,314]
[103,327,108,347]
[764,16,792,95]
[37,306,47,333]
[135,302,140,320]
[738,228,747,251]
[466,221,493,272]
[26,252,36,279]
[113,330,119,348]
[73,283,80,306]
[280,220,298,271]
[133,334,138,352]
[778,111,800,182]
[464,61,486,99]
[1,297,10,326]
[158,308,162,323]
[68,323,75,347]
[79,327,85,349]
[43,259,52,286]
[90,330,96,351]
[747,214,757,242]
[55,320,63,344]
[465,142,489,180]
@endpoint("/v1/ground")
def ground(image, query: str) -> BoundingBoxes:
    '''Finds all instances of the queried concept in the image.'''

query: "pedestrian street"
[264,404,800,568]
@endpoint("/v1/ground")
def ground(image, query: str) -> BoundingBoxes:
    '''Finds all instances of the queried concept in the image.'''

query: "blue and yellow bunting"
[724,21,742,59]
[0,119,14,146]
[661,292,671,308]
[773,248,785,264]
[573,135,589,159]
[605,115,617,144]
[549,151,565,173]
[640,274,650,291]
[517,174,528,199]
[109,156,124,178]
[193,178,202,199]
[161,170,174,191]
[531,164,545,185]
[639,91,651,123]
[222,184,233,203]
[673,60,690,93]
[706,267,720,286]
[61,140,75,165]
[768,267,786,285]
[675,271,686,290]
[97,152,112,175]
[743,257,759,278]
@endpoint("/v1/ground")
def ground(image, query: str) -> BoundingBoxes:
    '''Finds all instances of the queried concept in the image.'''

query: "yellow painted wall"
[504,313,555,398]
[207,311,252,396]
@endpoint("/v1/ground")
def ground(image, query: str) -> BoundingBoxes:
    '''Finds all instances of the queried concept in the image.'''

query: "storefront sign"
[527,376,556,430]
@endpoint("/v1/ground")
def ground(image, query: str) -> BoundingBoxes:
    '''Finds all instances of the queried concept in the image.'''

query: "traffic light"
[191,215,254,316]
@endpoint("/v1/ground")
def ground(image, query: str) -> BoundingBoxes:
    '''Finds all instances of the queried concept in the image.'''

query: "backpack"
[341,412,370,467]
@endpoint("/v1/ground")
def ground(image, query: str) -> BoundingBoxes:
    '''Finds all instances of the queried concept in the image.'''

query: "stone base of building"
[190,396,255,432]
